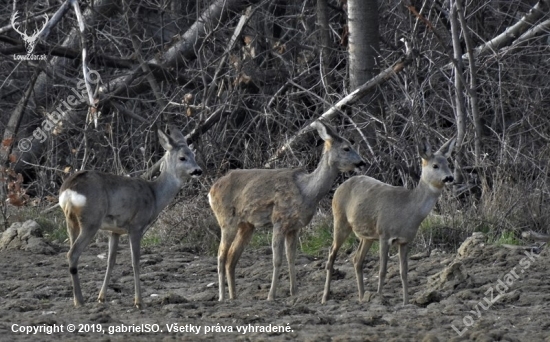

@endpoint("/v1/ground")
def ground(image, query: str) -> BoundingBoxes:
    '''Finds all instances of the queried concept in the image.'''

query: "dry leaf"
[2,138,13,147]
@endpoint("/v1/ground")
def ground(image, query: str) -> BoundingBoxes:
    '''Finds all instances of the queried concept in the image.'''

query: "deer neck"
[151,164,182,215]
[413,178,444,218]
[301,153,339,204]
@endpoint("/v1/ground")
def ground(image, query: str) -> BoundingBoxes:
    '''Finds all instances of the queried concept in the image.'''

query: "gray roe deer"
[322,137,455,304]
[209,121,366,301]
[59,127,202,308]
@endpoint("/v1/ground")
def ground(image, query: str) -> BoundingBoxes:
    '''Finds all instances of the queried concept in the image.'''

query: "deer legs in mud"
[269,226,299,301]
[325,237,410,304]
[218,222,300,301]
[98,233,120,303]
[96,232,147,308]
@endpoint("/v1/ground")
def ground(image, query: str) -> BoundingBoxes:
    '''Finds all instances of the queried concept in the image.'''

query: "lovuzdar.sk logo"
[11,0,48,60]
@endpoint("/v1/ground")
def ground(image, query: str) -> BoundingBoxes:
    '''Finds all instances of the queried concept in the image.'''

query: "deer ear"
[167,125,187,145]
[437,137,456,158]
[311,121,334,142]
[418,138,432,160]
[158,129,175,151]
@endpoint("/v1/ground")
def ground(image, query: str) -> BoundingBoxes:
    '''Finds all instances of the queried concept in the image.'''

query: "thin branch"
[204,6,255,106]
[70,0,99,127]
[110,101,147,123]
[185,106,231,143]
[124,1,167,117]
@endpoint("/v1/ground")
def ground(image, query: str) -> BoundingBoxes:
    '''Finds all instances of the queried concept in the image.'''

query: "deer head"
[11,10,48,55]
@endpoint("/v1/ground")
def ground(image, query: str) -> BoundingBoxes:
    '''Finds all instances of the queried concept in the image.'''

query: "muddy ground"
[0,229,549,342]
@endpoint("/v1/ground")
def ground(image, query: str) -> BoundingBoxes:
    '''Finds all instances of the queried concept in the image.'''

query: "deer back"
[209,168,309,231]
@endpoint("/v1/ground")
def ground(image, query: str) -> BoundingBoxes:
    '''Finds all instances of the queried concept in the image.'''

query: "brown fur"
[210,121,365,301]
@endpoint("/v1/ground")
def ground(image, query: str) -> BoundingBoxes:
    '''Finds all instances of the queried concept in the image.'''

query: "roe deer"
[322,137,455,305]
[209,121,366,301]
[59,127,202,308]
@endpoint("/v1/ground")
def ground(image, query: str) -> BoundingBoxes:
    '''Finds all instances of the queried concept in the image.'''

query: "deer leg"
[354,238,374,301]
[98,232,120,303]
[322,221,352,303]
[226,223,254,300]
[67,219,100,307]
[285,230,299,296]
[66,214,80,246]
[398,243,409,305]
[377,238,390,294]
[268,225,285,301]
[128,231,143,309]
[218,226,237,301]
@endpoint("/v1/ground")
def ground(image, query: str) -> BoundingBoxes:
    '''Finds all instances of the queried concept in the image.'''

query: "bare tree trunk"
[347,0,380,148]
[456,0,482,165]
[348,0,380,88]
[450,0,467,188]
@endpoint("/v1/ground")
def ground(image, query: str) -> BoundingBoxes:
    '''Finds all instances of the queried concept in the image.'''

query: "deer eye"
[433,164,439,169]
[179,156,187,162]
[342,146,350,152]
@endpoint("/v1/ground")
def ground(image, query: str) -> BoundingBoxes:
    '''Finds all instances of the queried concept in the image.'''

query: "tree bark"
[348,0,380,88]
[456,0,482,165]
[450,0,467,187]
[346,0,380,149]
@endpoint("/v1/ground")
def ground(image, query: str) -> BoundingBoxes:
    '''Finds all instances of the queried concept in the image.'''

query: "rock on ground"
[0,220,56,255]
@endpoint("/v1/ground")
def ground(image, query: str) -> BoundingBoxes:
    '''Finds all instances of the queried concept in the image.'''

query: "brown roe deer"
[209,121,366,301]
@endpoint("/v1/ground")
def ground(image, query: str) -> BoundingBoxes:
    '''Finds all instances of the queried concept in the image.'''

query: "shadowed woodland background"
[1,0,550,253]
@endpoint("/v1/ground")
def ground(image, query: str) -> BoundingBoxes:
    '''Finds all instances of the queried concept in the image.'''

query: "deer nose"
[190,169,203,176]
[443,176,454,183]
[356,160,366,168]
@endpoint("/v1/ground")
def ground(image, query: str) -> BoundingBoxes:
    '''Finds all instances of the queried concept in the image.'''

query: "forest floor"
[1,230,549,342]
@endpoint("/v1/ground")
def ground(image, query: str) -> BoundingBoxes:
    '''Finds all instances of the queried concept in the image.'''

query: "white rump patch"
[207,192,213,208]
[59,189,87,208]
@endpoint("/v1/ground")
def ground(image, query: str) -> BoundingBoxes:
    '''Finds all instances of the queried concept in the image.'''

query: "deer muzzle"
[190,168,203,177]
[443,175,454,183]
